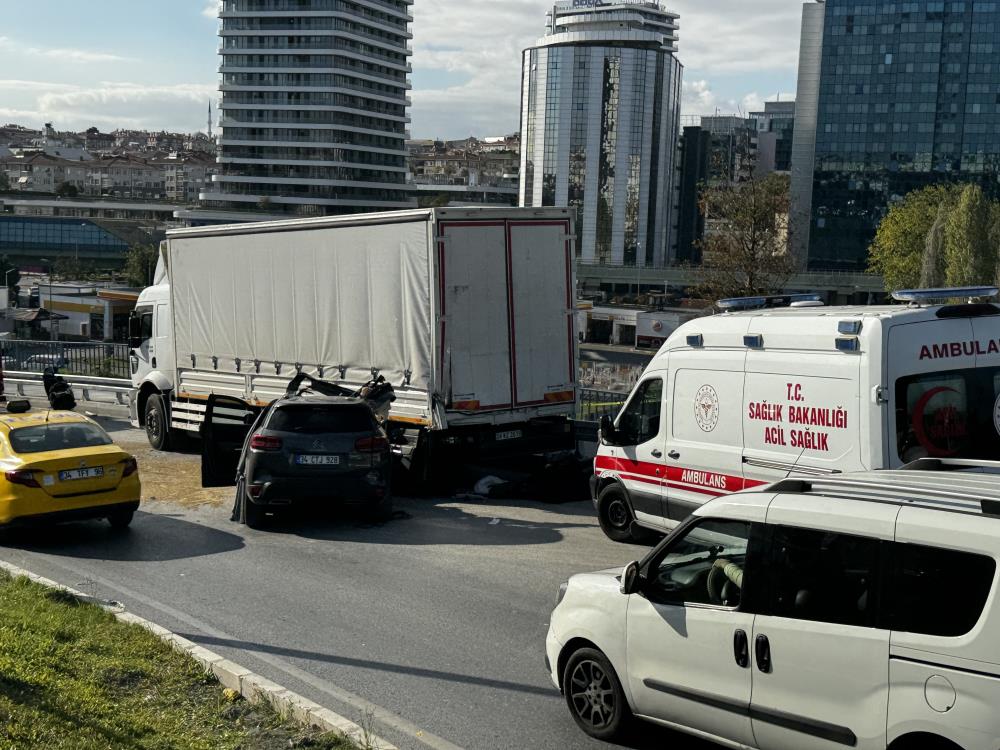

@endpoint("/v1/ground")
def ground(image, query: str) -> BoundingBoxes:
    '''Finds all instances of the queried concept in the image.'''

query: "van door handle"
[668,450,681,460]
[151,357,157,368]
[651,449,663,458]
[733,629,749,668]
[755,634,772,673]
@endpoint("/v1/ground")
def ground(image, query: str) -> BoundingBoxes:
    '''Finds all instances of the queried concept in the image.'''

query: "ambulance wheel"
[597,485,639,543]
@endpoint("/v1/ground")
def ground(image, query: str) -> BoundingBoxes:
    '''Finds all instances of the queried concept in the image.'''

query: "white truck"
[128,207,578,473]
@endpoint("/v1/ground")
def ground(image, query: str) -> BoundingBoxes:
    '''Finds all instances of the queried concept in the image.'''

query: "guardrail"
[2,371,133,411]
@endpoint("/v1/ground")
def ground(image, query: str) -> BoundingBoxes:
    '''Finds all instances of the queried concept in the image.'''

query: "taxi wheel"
[563,647,632,742]
[597,485,636,543]
[107,509,134,531]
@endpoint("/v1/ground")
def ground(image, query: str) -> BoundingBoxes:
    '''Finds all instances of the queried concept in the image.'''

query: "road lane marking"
[8,555,466,750]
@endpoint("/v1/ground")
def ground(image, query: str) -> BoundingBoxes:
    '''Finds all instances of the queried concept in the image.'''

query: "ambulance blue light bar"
[892,286,999,303]
[717,294,823,311]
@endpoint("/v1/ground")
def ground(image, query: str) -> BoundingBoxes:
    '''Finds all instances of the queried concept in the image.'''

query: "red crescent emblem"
[911,386,960,457]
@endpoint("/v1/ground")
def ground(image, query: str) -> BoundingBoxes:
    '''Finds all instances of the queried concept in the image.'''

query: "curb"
[0,560,397,750]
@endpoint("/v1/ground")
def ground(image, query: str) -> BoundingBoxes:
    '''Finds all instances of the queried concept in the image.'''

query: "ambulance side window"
[617,378,663,446]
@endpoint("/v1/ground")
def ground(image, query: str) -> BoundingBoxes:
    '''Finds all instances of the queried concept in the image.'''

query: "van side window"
[646,520,752,608]
[763,526,880,628]
[886,543,996,637]
[617,378,663,445]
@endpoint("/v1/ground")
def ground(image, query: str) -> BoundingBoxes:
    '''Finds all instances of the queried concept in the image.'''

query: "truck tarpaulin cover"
[169,220,432,392]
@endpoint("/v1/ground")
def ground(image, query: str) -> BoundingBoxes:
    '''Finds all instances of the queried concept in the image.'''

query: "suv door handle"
[755,634,772,673]
[651,449,663,458]
[733,629,749,668]
[668,450,681,460]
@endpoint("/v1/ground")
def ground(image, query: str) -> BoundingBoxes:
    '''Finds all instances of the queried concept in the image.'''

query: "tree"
[124,244,159,288]
[0,171,8,192]
[945,184,996,288]
[868,184,962,291]
[920,204,947,288]
[53,256,96,281]
[55,182,79,198]
[697,173,795,299]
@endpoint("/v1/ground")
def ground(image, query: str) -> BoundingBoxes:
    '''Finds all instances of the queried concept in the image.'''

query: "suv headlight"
[556,581,568,608]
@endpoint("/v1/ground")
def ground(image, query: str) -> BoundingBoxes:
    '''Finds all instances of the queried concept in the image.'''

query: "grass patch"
[0,571,352,750]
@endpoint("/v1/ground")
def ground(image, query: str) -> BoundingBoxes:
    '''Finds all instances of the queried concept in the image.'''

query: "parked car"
[0,402,140,530]
[204,392,393,529]
[23,353,68,371]
[549,461,1000,749]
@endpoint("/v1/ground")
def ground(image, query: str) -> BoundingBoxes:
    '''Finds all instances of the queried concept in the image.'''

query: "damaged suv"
[202,376,394,529]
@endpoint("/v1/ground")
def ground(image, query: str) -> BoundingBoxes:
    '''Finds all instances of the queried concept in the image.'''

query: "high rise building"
[790,0,1000,270]
[752,100,796,175]
[204,0,414,217]
[519,0,683,267]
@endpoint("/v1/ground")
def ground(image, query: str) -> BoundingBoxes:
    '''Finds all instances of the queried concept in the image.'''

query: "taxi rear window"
[9,423,113,454]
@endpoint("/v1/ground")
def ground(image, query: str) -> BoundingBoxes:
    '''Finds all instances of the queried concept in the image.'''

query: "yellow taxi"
[0,402,141,529]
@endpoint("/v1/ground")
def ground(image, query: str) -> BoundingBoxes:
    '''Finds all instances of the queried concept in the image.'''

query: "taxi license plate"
[295,455,340,466]
[59,467,104,482]
[496,430,523,442]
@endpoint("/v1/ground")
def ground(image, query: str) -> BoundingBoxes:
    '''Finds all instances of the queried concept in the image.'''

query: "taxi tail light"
[6,470,40,488]
[121,458,138,478]
[355,436,389,453]
[250,435,282,452]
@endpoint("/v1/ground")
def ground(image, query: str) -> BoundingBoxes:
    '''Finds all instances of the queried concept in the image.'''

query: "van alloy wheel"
[569,659,616,731]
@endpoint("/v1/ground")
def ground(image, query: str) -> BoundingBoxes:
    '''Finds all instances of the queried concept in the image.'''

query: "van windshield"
[896,367,1000,462]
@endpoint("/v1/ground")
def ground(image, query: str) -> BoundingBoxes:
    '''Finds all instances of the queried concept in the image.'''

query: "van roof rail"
[899,457,1000,473]
[717,294,823,312]
[761,472,1000,518]
[892,286,999,304]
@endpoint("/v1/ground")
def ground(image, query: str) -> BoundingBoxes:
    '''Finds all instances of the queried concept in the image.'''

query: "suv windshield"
[9,423,113,454]
[267,405,374,435]
[896,367,1000,461]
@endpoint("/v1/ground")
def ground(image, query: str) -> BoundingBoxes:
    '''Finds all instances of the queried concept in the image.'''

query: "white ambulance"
[593,287,1000,542]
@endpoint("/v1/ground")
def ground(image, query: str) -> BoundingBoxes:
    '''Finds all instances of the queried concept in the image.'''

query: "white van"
[593,287,1000,542]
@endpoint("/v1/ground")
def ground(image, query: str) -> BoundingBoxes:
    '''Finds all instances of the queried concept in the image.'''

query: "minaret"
[207,102,213,139]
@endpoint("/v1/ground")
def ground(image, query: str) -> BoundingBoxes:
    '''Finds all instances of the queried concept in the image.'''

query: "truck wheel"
[144,394,171,451]
[598,485,642,543]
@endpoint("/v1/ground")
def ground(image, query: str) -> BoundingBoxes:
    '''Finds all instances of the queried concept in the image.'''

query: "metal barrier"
[2,371,132,411]
[579,388,628,422]
[0,340,131,379]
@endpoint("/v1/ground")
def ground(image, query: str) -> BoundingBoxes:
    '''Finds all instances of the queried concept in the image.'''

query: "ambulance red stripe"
[595,456,767,498]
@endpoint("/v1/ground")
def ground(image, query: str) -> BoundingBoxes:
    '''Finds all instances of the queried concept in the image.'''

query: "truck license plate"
[59,467,104,482]
[295,455,341,466]
[496,430,523,442]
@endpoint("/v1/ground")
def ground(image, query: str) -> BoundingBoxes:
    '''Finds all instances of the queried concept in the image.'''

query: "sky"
[0,0,802,140]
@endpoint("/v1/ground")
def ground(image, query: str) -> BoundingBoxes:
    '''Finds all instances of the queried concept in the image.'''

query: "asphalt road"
[0,421,710,750]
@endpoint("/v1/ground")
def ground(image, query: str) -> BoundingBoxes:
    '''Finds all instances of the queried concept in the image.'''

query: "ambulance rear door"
[887,313,1000,465]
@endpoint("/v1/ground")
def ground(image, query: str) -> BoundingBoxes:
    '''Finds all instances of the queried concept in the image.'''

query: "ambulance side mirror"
[600,415,620,446]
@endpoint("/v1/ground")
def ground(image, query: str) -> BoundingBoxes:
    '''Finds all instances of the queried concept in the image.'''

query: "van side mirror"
[128,314,142,349]
[600,415,618,446]
[620,561,641,596]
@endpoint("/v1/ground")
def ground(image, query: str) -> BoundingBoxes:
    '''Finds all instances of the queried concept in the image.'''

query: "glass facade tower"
[792,0,1000,270]
[205,0,415,216]
[519,1,683,267]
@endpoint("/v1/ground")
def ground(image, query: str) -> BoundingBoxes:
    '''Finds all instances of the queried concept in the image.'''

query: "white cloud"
[202,0,221,20]
[0,36,130,64]
[0,80,216,133]
[411,0,803,137]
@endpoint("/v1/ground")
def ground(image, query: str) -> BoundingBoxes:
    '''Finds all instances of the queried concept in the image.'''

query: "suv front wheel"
[563,647,632,742]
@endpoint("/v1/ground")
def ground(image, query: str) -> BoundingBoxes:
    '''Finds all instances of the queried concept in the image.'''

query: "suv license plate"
[59,467,105,482]
[496,430,523,442]
[296,455,341,466]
